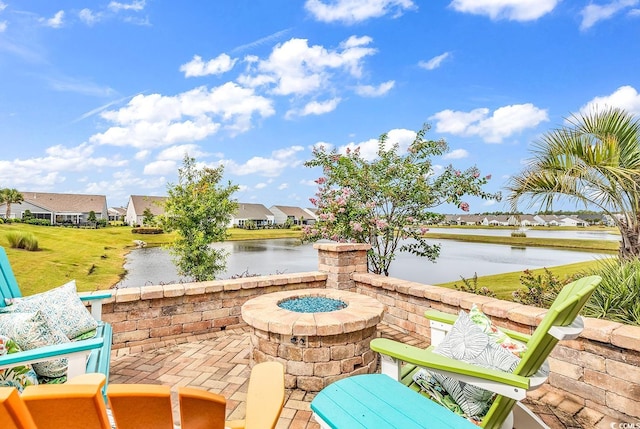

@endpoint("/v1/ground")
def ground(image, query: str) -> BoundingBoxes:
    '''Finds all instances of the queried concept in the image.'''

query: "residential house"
[125,195,167,226]
[108,207,127,222]
[0,191,108,225]
[534,214,562,226]
[558,215,588,227]
[484,215,513,226]
[229,203,275,228]
[269,205,316,225]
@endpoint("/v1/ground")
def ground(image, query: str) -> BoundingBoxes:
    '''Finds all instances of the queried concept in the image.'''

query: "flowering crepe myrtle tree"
[303,124,500,276]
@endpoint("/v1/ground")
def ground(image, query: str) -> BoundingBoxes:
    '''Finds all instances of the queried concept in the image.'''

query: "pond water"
[115,236,611,288]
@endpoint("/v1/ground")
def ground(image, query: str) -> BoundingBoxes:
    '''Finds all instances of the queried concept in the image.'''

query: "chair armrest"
[78,292,112,321]
[0,337,104,370]
[371,338,530,390]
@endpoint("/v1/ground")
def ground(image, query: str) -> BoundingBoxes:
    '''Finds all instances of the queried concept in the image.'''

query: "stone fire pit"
[241,288,385,392]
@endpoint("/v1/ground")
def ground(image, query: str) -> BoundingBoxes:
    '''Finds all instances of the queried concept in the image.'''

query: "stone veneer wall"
[102,242,640,423]
[102,272,326,354]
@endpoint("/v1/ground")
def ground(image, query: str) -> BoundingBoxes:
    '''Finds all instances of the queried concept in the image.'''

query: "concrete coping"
[241,288,385,336]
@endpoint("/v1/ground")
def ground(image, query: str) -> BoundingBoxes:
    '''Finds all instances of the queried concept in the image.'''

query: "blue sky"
[0,1,639,213]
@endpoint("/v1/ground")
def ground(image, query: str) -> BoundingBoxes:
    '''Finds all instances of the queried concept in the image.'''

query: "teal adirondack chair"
[371,275,602,429]
[0,246,113,392]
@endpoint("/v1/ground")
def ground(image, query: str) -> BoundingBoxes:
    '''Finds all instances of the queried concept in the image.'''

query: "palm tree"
[507,107,640,259]
[0,188,24,220]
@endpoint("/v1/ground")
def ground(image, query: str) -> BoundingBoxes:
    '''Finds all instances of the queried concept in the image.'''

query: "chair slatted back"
[0,247,21,307]
[0,387,37,429]
[179,387,226,429]
[481,275,601,429]
[107,384,174,429]
[21,381,111,429]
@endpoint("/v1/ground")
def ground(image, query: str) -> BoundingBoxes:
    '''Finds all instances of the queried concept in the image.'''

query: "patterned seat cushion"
[0,335,39,392]
[1,280,97,339]
[413,310,522,419]
[0,311,69,378]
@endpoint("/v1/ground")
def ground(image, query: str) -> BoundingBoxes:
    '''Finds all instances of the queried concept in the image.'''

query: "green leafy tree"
[507,108,640,258]
[88,210,97,223]
[142,208,154,226]
[0,188,24,219]
[304,124,499,276]
[163,156,239,281]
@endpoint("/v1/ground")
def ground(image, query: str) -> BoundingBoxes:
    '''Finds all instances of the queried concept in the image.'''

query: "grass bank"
[434,258,613,300]
[425,232,619,253]
[0,224,301,295]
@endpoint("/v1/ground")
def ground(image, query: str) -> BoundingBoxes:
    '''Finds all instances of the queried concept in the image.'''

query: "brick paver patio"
[109,324,606,429]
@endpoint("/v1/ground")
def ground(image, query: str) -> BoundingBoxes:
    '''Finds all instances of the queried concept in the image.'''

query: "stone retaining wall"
[102,272,326,354]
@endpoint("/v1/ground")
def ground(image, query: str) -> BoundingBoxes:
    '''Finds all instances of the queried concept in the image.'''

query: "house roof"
[234,203,273,220]
[271,205,312,219]
[129,195,167,216]
[108,207,127,216]
[20,192,106,213]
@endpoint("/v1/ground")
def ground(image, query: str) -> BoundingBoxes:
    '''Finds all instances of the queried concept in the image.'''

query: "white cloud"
[78,8,101,25]
[134,150,150,160]
[90,83,274,149]
[40,10,64,28]
[85,170,166,203]
[305,0,415,24]
[483,199,497,206]
[255,182,268,189]
[143,160,176,175]
[109,0,146,12]
[0,2,6,12]
[449,0,558,21]
[286,98,341,119]
[443,148,469,159]
[579,85,640,116]
[157,144,207,161]
[0,143,128,189]
[242,36,377,96]
[419,52,450,70]
[278,183,289,190]
[180,54,237,78]
[339,128,417,161]
[224,146,304,177]
[236,185,249,192]
[355,80,395,97]
[430,103,549,143]
[232,29,292,53]
[0,21,6,32]
[300,179,317,186]
[580,0,639,30]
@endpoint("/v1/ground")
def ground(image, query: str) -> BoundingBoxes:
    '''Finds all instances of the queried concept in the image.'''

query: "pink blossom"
[338,207,345,213]
[315,177,326,184]
[473,172,480,178]
[309,198,318,206]
[455,170,461,177]
[459,202,470,212]
[420,227,429,234]
[485,174,492,180]
[351,222,364,232]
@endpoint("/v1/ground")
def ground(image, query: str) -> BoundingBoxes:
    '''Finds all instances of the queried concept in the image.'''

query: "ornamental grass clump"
[5,231,39,251]
[583,258,640,326]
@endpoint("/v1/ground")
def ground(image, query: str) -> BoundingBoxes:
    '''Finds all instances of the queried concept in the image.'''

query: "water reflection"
[431,227,620,241]
[116,237,610,288]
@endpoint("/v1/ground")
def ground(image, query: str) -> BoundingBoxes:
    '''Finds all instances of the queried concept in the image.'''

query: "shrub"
[510,230,527,238]
[511,268,572,307]
[24,218,51,226]
[5,232,39,251]
[454,272,496,297]
[132,227,164,234]
[583,258,640,325]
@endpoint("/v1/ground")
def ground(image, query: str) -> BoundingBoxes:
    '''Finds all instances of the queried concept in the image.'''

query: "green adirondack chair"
[0,246,113,396]
[371,275,602,429]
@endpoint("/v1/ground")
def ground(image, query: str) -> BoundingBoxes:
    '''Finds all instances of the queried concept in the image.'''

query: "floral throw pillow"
[469,305,527,358]
[1,280,98,339]
[0,335,39,392]
[0,311,69,378]
[414,310,521,419]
